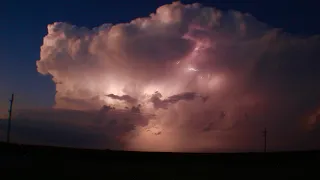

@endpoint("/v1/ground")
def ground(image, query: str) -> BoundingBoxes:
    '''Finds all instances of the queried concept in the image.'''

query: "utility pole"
[262,128,267,153]
[7,93,14,143]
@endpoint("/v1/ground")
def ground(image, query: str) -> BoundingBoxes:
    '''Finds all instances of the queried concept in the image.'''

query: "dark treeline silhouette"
[0,142,319,178]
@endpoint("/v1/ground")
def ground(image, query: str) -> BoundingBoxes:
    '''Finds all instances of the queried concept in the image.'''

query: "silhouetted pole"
[7,93,14,143]
[263,128,267,152]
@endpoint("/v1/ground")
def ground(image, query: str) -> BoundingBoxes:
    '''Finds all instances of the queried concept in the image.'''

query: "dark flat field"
[0,142,319,178]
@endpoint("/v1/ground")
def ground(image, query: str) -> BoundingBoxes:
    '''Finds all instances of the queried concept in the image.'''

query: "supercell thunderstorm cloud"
[34,2,320,152]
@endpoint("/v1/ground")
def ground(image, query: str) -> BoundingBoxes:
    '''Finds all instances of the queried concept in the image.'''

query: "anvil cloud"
[32,2,320,151]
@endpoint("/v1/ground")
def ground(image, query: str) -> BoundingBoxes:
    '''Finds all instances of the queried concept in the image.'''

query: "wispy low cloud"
[105,94,138,105]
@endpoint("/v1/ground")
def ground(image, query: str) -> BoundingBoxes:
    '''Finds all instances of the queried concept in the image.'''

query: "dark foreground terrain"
[0,142,319,178]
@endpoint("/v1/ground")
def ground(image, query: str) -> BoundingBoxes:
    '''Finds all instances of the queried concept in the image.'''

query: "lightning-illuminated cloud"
[33,1,320,152]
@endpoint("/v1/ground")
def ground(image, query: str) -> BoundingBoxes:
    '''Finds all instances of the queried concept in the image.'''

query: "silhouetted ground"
[0,142,319,178]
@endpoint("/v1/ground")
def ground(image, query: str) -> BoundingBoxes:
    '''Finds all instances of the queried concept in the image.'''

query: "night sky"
[1,0,319,110]
[1,0,320,151]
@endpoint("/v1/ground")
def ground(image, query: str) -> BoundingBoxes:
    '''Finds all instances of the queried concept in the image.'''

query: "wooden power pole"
[7,93,14,143]
[263,128,267,152]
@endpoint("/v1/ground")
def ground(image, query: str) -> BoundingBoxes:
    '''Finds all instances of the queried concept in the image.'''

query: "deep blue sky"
[1,0,319,110]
